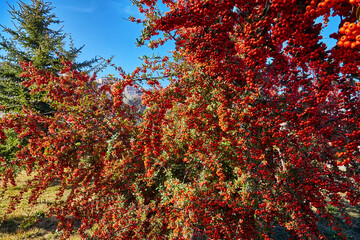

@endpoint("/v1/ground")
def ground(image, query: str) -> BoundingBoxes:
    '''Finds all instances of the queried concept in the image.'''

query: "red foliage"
[1,0,360,239]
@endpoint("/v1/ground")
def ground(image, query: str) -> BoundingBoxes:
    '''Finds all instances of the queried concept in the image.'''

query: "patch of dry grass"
[0,171,81,240]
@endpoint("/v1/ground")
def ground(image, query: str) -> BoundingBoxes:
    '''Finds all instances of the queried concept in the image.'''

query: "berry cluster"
[337,21,360,48]
[307,0,354,12]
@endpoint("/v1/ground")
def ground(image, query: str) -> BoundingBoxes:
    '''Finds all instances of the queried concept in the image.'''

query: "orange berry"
[339,27,346,34]
[341,35,348,41]
[349,23,356,30]
[343,22,350,28]
[357,22,360,29]
[337,41,344,47]
[344,41,351,48]
[349,0,356,4]
[351,42,357,48]
[345,29,352,35]
[356,35,360,41]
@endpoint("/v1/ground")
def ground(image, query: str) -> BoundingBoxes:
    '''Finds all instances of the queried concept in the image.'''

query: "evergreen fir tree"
[0,0,96,113]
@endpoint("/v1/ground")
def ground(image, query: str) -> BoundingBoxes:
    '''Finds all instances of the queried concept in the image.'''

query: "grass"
[1,171,360,239]
[0,171,81,240]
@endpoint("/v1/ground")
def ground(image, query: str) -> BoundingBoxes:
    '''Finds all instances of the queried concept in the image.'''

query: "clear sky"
[0,0,173,78]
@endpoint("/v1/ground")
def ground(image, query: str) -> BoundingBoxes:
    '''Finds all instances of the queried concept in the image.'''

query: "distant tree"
[0,0,96,169]
[0,0,96,113]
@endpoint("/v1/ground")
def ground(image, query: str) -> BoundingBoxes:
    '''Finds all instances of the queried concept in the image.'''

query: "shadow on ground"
[0,215,58,234]
[0,214,81,236]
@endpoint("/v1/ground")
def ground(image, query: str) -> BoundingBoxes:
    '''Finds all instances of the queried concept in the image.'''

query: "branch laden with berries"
[336,1,360,48]
[1,0,360,239]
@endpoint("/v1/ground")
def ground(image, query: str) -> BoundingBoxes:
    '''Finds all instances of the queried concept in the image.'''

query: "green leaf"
[262,3,270,17]
[106,132,120,158]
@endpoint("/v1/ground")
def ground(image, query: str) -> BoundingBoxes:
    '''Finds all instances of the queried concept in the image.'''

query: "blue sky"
[0,0,173,78]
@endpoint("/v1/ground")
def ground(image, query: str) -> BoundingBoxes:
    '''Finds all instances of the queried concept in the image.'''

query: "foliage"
[1,0,360,239]
[0,0,98,171]
[0,0,96,113]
